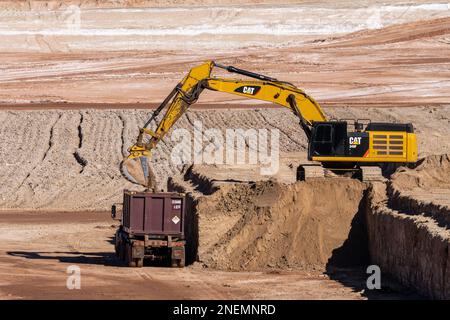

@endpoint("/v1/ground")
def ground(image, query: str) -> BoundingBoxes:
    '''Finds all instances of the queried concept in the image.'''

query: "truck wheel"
[125,243,136,267]
[115,233,123,259]
[171,258,185,268]
[135,258,144,268]
[117,237,124,261]
[114,238,119,256]
[170,245,185,268]
[120,243,125,261]
[177,257,185,268]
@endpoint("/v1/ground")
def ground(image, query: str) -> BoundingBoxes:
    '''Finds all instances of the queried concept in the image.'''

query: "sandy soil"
[367,178,450,299]
[0,106,449,211]
[0,1,449,300]
[0,2,448,106]
[390,154,450,208]
[172,154,450,299]
[190,179,368,271]
[0,211,418,300]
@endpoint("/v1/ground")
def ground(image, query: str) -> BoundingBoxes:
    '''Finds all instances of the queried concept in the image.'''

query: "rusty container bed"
[122,190,185,236]
[113,190,186,268]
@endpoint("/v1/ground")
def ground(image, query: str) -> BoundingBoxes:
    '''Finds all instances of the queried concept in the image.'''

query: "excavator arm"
[121,61,327,188]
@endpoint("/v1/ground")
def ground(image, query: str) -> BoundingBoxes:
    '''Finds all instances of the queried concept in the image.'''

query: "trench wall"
[365,183,450,299]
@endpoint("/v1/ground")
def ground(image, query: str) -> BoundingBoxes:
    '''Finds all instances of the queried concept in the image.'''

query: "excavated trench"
[170,169,370,271]
[169,154,450,299]
[182,179,369,271]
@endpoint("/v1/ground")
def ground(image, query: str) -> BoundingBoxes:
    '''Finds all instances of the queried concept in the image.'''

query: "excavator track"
[298,164,385,182]
[297,164,325,180]
[360,166,386,182]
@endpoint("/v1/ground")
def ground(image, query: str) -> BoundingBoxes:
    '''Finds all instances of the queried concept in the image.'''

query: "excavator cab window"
[310,122,347,156]
[332,122,347,156]
[312,124,334,155]
[314,124,333,143]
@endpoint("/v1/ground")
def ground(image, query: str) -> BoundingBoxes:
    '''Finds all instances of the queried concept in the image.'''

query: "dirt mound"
[388,154,450,226]
[391,154,450,190]
[194,179,368,271]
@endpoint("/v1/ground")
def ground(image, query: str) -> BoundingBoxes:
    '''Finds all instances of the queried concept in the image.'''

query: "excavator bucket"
[120,156,156,189]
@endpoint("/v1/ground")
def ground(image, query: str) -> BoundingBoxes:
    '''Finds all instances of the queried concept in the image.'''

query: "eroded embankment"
[366,155,450,300]
[1,107,449,211]
[366,182,450,300]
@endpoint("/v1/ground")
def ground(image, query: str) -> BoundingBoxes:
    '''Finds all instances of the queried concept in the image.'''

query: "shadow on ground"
[325,189,423,300]
[7,250,122,267]
[7,250,180,268]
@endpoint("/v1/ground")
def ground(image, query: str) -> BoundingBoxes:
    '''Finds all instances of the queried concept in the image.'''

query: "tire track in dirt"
[42,113,62,161]
[9,114,62,201]
[73,110,135,209]
[118,112,126,158]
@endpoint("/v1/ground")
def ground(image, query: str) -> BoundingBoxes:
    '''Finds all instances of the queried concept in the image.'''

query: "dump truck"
[112,190,186,268]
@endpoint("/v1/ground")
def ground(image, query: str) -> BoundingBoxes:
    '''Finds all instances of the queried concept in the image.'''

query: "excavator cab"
[309,122,348,157]
[308,120,417,164]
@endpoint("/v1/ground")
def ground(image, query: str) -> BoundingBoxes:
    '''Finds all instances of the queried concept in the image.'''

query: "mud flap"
[171,244,185,267]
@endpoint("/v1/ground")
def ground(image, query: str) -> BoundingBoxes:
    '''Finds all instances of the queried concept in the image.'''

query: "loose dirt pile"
[388,153,450,226]
[391,154,450,191]
[191,179,367,271]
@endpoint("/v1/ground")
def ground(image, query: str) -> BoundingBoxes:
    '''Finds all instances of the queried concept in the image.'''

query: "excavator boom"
[121,61,326,188]
[121,61,417,188]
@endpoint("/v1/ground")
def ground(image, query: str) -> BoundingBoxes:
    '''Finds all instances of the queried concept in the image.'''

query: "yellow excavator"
[121,61,418,188]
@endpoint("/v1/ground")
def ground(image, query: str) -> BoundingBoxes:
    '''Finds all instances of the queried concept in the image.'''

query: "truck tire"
[170,245,185,268]
[117,235,125,261]
[135,258,144,268]
[114,236,119,256]
[119,242,125,261]
[177,257,185,268]
[115,232,123,260]
[171,257,185,268]
[125,242,136,267]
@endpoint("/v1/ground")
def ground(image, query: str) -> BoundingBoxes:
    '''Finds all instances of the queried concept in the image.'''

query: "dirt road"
[0,211,418,300]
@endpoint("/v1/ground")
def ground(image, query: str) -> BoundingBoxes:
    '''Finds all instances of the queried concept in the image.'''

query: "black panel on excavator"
[366,122,414,133]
